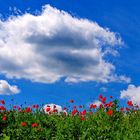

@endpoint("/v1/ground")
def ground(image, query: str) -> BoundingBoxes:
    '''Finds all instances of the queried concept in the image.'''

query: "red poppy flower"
[53,105,56,109]
[70,100,74,103]
[63,112,67,115]
[73,106,77,109]
[80,116,86,121]
[0,100,5,105]
[93,104,97,108]
[26,107,31,113]
[18,107,21,111]
[21,122,27,127]
[99,94,103,99]
[107,101,113,107]
[120,107,124,112]
[32,105,36,108]
[127,101,133,106]
[90,104,93,109]
[63,107,67,110]
[79,105,83,108]
[46,107,51,112]
[52,109,58,113]
[2,116,7,121]
[104,104,107,108]
[32,123,38,128]
[134,105,139,109]
[72,109,78,116]
[35,105,39,109]
[126,107,130,111]
[90,112,93,115]
[110,96,113,99]
[13,106,17,109]
[90,104,97,109]
[0,106,6,110]
[102,97,106,104]
[99,104,103,108]
[107,110,113,116]
[81,110,87,115]
[32,104,39,109]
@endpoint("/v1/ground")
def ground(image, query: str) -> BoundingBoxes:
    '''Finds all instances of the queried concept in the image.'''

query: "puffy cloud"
[120,85,140,105]
[0,80,20,95]
[93,100,102,107]
[43,104,67,114]
[0,5,129,83]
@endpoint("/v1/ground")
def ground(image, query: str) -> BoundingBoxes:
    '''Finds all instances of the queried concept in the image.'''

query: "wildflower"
[63,107,67,110]
[35,105,39,109]
[90,104,96,109]
[90,112,93,115]
[90,104,93,109]
[106,101,113,108]
[99,94,103,99]
[2,116,7,121]
[63,111,67,115]
[134,105,139,109]
[79,105,83,108]
[126,107,130,111]
[32,105,36,108]
[0,100,5,105]
[80,116,86,121]
[73,106,76,109]
[70,100,74,103]
[0,106,6,111]
[120,107,124,112]
[18,107,21,111]
[110,96,113,99]
[127,101,133,106]
[104,104,107,108]
[32,104,39,109]
[81,110,87,115]
[100,104,103,108]
[101,97,106,104]
[26,107,31,113]
[53,105,56,109]
[13,106,17,109]
[93,104,97,108]
[32,123,38,128]
[21,122,27,127]
[46,107,51,112]
[52,109,58,113]
[107,110,113,116]
[72,109,78,116]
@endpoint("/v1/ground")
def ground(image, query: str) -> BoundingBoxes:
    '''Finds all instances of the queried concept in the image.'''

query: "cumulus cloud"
[0,80,20,95]
[0,5,130,83]
[120,85,140,105]
[43,104,67,114]
[93,100,102,107]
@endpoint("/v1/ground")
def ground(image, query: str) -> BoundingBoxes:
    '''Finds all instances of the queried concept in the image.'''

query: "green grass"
[0,98,140,140]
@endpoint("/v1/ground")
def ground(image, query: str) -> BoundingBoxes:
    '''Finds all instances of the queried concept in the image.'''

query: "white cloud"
[0,5,130,84]
[93,100,102,107]
[43,104,67,114]
[0,80,20,95]
[120,85,140,105]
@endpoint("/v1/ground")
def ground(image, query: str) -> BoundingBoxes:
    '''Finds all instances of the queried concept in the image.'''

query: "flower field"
[0,95,140,140]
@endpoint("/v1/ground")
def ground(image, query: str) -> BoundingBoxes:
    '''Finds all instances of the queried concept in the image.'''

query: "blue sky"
[0,0,140,108]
